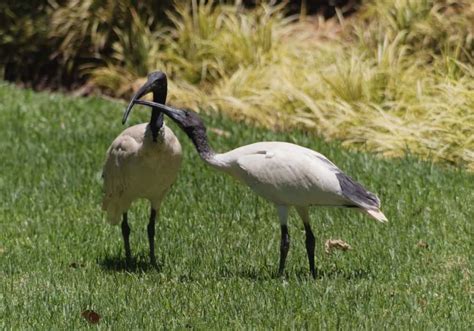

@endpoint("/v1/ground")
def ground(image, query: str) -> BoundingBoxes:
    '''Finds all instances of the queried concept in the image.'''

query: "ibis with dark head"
[102,71,182,266]
[130,98,388,278]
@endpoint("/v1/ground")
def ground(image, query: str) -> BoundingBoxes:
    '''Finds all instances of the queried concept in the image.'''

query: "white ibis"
[102,72,182,266]
[132,99,388,278]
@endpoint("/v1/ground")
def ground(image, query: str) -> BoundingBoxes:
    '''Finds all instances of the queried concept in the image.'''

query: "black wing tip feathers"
[336,172,380,208]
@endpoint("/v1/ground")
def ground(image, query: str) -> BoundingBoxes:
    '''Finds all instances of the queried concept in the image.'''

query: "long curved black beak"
[133,99,187,123]
[122,80,155,125]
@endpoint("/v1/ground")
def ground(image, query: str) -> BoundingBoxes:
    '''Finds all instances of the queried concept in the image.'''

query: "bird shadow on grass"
[97,254,162,273]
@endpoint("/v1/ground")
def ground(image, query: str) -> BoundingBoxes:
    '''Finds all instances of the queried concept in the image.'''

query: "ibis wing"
[304,148,382,210]
[101,135,139,222]
[233,149,345,206]
[235,150,297,186]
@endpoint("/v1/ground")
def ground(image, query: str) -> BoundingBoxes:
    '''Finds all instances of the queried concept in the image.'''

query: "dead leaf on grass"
[325,239,352,254]
[82,310,101,324]
[417,240,429,249]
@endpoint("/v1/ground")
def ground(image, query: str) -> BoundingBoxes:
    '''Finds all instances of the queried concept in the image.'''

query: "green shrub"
[0,0,175,86]
[0,1,53,84]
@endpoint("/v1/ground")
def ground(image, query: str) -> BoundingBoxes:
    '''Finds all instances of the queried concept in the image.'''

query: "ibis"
[128,99,388,278]
[102,71,182,266]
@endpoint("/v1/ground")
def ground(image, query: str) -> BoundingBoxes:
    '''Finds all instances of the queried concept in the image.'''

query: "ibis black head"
[133,100,206,135]
[133,100,213,157]
[123,71,167,125]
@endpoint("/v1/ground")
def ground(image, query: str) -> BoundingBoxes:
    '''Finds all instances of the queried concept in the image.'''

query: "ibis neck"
[149,91,166,142]
[185,126,226,169]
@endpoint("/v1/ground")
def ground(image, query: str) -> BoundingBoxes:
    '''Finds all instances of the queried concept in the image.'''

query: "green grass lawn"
[0,83,472,329]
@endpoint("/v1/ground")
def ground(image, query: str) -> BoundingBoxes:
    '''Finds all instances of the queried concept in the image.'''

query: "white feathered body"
[211,142,387,221]
[102,123,182,224]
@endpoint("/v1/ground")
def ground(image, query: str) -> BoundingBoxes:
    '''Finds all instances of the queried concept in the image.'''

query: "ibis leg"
[304,223,316,279]
[148,208,157,266]
[121,213,132,265]
[296,207,316,279]
[279,225,290,276]
[277,206,290,276]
